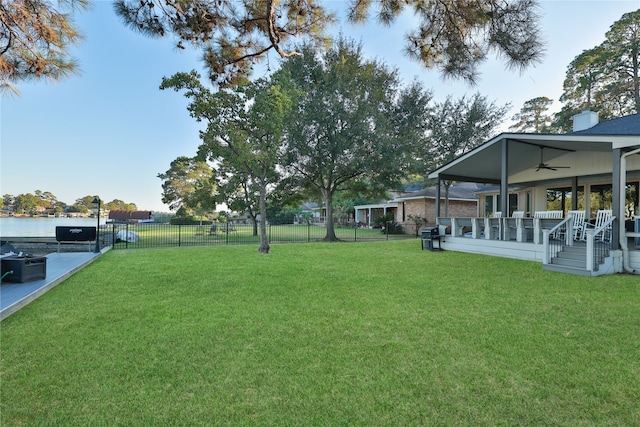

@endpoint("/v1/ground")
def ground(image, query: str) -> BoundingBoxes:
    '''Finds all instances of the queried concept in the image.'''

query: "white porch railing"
[439,216,617,273]
[441,216,563,243]
[584,217,615,272]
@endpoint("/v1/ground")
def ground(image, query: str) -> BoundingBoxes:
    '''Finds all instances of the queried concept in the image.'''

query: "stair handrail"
[590,216,615,242]
[584,216,615,272]
[542,216,574,264]
[547,216,573,242]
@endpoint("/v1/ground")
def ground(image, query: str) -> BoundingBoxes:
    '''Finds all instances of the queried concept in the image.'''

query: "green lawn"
[1,241,639,426]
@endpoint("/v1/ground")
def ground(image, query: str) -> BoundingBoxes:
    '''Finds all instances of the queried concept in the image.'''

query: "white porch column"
[471,218,482,239]
[585,230,595,272]
[584,183,591,219]
[516,218,526,242]
[500,139,509,216]
[611,148,622,248]
[533,218,543,244]
[543,229,551,263]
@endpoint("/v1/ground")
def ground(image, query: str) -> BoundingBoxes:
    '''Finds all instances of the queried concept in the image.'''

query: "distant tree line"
[1,192,137,215]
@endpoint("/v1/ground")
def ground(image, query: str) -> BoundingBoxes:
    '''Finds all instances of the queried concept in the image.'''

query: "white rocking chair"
[567,210,586,241]
[582,210,613,242]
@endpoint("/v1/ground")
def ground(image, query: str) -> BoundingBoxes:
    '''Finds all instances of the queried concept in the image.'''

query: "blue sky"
[1,1,638,212]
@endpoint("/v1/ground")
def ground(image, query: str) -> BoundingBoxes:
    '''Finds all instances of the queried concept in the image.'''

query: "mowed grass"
[1,241,639,426]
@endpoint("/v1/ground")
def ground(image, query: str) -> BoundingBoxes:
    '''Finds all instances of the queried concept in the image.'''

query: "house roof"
[570,113,640,136]
[394,182,488,202]
[108,210,153,220]
[427,113,640,183]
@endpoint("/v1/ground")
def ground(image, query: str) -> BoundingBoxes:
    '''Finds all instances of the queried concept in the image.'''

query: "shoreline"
[0,213,93,219]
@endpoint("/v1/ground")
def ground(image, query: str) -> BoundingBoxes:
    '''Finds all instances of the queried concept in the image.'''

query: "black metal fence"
[104,222,413,250]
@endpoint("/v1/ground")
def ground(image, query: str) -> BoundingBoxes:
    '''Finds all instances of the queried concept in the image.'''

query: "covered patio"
[427,112,640,276]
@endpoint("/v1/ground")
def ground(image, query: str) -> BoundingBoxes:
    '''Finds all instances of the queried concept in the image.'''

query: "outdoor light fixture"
[93,197,101,253]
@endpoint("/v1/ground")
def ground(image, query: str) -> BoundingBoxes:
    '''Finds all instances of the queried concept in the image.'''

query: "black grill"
[421,227,442,251]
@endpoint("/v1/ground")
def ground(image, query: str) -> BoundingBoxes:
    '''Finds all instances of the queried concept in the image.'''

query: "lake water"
[0,217,108,237]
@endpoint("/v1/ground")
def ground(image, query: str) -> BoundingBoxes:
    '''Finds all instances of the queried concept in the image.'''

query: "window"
[547,187,585,213]
[508,194,518,216]
[484,195,493,217]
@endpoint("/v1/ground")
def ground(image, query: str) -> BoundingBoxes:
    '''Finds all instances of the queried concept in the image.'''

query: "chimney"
[572,109,599,132]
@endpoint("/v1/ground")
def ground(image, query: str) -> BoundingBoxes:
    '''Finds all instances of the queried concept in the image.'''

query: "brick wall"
[398,198,478,235]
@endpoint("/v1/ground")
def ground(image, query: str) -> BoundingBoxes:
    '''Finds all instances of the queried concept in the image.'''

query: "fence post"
[354,224,357,242]
[178,224,181,247]
[308,222,311,242]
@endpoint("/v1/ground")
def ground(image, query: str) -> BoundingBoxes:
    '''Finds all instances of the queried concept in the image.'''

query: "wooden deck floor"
[1,251,105,320]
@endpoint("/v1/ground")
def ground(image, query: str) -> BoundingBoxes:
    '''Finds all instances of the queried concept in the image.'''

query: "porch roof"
[429,114,640,184]
[427,133,639,184]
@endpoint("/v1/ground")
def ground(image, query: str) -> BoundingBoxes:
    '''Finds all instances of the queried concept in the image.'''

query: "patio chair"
[512,211,524,218]
[582,210,613,242]
[534,211,548,218]
[485,212,502,239]
[567,210,586,240]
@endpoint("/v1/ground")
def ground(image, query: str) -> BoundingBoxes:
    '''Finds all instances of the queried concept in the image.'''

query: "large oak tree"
[161,70,295,253]
[157,155,217,214]
[278,38,431,241]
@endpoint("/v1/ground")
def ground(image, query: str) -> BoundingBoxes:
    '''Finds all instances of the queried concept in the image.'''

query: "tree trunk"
[633,48,639,113]
[258,183,270,253]
[322,188,338,241]
[249,213,258,236]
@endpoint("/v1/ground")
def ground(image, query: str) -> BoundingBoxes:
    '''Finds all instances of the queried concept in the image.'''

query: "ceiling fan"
[535,146,570,171]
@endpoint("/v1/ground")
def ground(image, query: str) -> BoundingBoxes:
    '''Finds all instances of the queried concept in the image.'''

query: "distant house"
[108,210,154,223]
[353,201,398,228]
[392,182,489,234]
[352,183,489,232]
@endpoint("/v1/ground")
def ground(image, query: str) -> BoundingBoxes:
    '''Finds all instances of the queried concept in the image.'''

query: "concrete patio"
[1,250,106,321]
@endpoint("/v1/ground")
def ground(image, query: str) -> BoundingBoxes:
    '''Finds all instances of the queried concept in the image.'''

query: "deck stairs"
[543,243,609,276]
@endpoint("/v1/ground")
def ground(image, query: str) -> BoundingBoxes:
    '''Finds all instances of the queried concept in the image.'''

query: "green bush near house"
[1,240,638,426]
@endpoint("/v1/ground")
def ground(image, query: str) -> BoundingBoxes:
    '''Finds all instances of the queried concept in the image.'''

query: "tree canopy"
[510,96,553,132]
[115,0,545,86]
[157,155,216,213]
[4,0,546,93]
[161,70,296,253]
[278,38,431,241]
[0,0,89,95]
[417,93,508,214]
[510,9,639,133]
[554,9,640,130]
